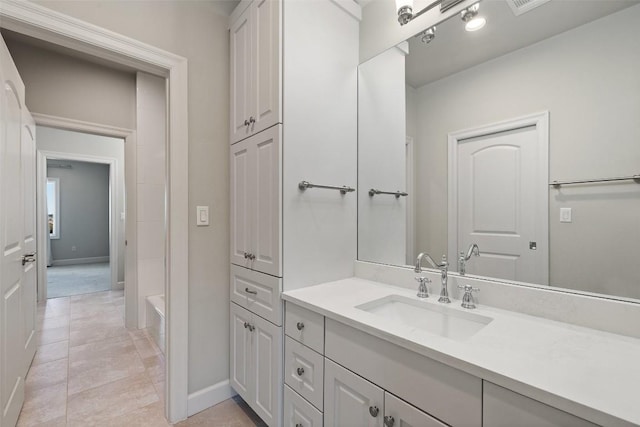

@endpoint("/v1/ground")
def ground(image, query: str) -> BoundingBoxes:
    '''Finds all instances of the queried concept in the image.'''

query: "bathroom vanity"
[282,276,640,427]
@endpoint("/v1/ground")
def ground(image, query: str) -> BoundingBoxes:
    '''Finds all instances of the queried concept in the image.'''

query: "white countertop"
[282,277,640,427]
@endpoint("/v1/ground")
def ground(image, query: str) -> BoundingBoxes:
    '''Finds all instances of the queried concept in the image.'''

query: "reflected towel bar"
[550,174,640,188]
[369,189,409,198]
[298,181,355,195]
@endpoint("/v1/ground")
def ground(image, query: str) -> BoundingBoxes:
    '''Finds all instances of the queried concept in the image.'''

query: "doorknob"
[22,252,36,266]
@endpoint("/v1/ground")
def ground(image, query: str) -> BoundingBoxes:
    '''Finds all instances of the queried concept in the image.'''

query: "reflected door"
[456,123,548,284]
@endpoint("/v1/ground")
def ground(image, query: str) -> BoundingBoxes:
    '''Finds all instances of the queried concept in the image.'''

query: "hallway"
[17,290,265,426]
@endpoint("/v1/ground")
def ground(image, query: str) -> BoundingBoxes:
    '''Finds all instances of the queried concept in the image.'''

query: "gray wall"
[27,0,232,394]
[48,160,110,263]
[3,35,136,130]
[412,5,640,299]
[37,126,126,282]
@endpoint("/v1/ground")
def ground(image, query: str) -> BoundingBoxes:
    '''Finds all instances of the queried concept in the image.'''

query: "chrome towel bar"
[298,181,355,195]
[550,174,640,188]
[369,189,408,198]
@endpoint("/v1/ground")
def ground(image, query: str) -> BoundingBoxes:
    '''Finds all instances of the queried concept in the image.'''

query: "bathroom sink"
[356,295,493,341]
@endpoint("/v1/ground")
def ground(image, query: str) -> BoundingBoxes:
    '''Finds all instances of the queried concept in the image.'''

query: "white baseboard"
[51,256,110,266]
[114,281,125,290]
[187,380,236,417]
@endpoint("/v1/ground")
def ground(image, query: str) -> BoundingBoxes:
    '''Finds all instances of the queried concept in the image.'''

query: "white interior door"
[454,119,548,285]
[20,109,37,375]
[1,34,33,427]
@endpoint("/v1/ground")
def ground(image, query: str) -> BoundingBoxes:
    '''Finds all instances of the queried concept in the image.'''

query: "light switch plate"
[196,206,209,226]
[560,207,572,223]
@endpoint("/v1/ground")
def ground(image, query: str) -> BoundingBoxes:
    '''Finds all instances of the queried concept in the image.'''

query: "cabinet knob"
[244,119,250,127]
[384,415,395,427]
[296,322,304,331]
[296,424,303,427]
[248,324,255,332]
[243,252,248,259]
[249,116,255,124]
[296,367,304,376]
[369,406,379,417]
[243,322,248,329]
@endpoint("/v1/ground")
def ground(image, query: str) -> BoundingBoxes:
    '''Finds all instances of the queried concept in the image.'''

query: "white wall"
[358,44,407,265]
[136,72,166,328]
[412,5,640,299]
[282,0,359,291]
[26,0,231,395]
[37,126,125,282]
[47,160,110,263]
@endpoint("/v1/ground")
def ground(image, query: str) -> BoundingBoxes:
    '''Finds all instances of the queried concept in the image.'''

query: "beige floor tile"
[66,372,158,426]
[17,382,67,426]
[36,315,70,332]
[175,397,266,427]
[32,341,69,366]
[68,339,145,395]
[142,354,165,385]
[69,324,130,348]
[133,336,162,359]
[36,326,69,346]
[99,401,169,427]
[25,358,68,391]
[70,311,124,332]
[153,381,165,406]
[128,328,151,340]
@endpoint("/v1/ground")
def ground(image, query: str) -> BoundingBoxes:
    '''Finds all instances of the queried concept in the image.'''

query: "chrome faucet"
[414,253,450,303]
[458,243,480,276]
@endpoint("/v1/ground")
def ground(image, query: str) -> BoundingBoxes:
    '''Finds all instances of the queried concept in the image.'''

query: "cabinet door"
[483,382,598,427]
[230,138,254,268]
[284,385,323,427]
[230,4,253,143]
[252,313,282,427]
[384,393,447,427]
[251,0,281,136]
[251,125,281,276]
[230,303,253,403]
[325,358,384,427]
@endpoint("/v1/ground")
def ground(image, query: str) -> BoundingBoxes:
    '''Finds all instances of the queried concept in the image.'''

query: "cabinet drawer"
[230,265,282,325]
[285,302,324,354]
[325,318,481,427]
[284,385,323,427]
[385,392,448,427]
[285,336,324,411]
[483,382,598,427]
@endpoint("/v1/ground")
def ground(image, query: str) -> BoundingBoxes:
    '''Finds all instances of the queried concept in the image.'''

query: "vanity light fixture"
[461,3,486,32]
[396,0,414,25]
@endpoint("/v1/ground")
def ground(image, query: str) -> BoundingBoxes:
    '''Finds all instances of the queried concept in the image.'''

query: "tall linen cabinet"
[228,1,361,426]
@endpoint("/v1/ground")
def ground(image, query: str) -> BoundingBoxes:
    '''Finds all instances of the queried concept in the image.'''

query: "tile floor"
[18,290,263,427]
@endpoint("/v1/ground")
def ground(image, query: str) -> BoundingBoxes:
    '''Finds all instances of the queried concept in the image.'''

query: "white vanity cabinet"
[230,0,281,144]
[230,303,283,426]
[483,382,598,427]
[230,125,281,277]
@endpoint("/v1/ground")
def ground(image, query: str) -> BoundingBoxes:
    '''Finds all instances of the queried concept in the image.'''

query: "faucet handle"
[457,284,479,293]
[415,276,431,298]
[457,284,480,309]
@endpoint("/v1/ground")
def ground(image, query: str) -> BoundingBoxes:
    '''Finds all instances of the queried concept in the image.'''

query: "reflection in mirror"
[358,0,640,301]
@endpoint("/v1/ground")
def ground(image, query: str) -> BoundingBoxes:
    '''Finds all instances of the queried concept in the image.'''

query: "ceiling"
[405,0,640,88]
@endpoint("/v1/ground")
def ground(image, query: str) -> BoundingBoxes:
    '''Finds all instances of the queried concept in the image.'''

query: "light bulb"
[465,16,486,32]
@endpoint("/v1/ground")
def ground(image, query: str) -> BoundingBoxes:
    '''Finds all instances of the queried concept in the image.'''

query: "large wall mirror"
[358,0,640,301]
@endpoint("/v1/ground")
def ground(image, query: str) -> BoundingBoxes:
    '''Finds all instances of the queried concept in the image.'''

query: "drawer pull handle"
[296,367,305,376]
[244,322,254,332]
[384,415,395,427]
[296,322,304,331]
[369,406,379,417]
[245,287,257,295]
[296,424,303,427]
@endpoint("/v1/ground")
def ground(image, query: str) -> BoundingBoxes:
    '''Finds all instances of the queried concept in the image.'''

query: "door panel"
[324,358,384,427]
[252,126,281,276]
[252,0,281,135]
[1,33,27,427]
[457,125,548,284]
[252,313,282,427]
[230,139,253,269]
[230,5,253,143]
[21,111,37,374]
[384,392,447,427]
[230,303,252,402]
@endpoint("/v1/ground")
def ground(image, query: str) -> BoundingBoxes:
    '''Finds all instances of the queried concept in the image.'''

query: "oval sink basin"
[356,294,493,341]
